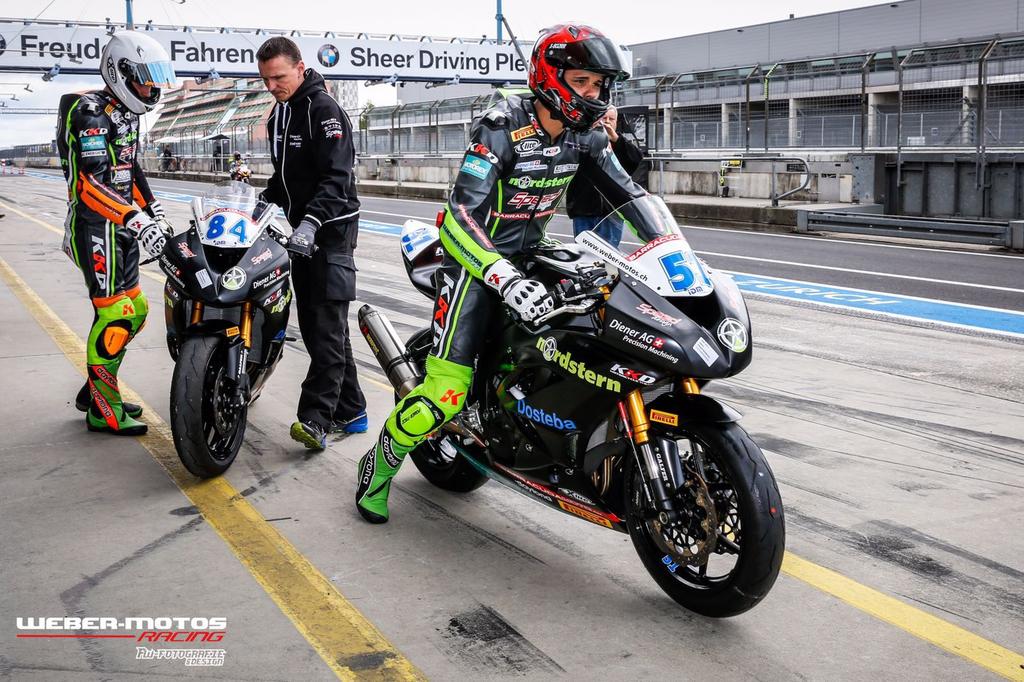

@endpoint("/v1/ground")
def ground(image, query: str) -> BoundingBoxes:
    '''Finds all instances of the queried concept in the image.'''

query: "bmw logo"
[318,44,339,68]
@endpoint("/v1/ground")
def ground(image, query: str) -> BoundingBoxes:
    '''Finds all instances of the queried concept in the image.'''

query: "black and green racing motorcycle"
[359,195,784,617]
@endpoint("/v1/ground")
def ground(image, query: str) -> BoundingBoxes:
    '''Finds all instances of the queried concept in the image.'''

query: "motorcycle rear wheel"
[625,421,784,617]
[408,435,489,493]
[170,336,248,478]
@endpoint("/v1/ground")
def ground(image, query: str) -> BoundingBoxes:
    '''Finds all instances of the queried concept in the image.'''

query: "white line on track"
[356,209,1022,294]
[701,252,1024,293]
[356,194,1023,260]
[25,169,1023,285]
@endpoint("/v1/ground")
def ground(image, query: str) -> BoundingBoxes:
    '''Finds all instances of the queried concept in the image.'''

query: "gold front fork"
[239,301,254,349]
[189,301,204,325]
[624,390,650,444]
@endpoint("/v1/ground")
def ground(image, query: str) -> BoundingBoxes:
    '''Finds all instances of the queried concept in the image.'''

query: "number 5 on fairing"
[659,251,695,292]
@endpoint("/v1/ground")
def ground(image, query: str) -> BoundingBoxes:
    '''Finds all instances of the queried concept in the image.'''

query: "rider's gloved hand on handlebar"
[287,220,318,258]
[125,211,167,259]
[484,258,554,323]
[144,199,165,221]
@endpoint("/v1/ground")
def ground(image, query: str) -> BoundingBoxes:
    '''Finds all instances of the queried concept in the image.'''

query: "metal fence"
[0,142,52,159]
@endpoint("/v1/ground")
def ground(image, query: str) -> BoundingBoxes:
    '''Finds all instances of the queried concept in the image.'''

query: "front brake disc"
[649,469,719,567]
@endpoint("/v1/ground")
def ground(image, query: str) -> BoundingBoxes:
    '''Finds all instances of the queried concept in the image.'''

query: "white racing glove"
[484,258,553,323]
[145,199,165,221]
[126,211,167,259]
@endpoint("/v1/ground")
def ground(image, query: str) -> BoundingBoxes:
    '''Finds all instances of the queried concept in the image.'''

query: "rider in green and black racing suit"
[55,31,176,436]
[356,23,648,523]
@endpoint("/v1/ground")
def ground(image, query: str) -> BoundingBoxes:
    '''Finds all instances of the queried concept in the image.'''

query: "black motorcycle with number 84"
[160,181,294,477]
[360,194,785,617]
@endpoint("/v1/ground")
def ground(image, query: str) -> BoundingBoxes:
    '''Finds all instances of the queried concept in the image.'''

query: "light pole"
[496,0,503,43]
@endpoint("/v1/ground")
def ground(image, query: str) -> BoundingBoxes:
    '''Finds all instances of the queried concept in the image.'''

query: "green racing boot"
[87,406,148,436]
[355,432,409,524]
[76,381,142,418]
[84,365,147,436]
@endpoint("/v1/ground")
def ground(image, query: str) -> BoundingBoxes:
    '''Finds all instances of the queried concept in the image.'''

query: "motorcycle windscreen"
[576,195,716,298]
[196,181,260,249]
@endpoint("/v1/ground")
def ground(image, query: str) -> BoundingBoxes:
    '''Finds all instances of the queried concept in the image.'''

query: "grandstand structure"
[145,79,357,163]
[146,78,275,162]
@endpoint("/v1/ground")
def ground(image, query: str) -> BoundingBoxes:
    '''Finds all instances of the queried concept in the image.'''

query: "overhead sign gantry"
[0,18,538,84]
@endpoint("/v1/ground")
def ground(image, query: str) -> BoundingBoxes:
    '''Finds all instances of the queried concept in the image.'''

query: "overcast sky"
[2,0,889,147]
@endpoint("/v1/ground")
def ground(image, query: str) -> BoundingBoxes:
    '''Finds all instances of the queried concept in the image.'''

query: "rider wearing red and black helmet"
[355,24,649,524]
[529,23,629,131]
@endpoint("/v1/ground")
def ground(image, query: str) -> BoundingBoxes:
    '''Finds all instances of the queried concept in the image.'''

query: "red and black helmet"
[528,24,629,132]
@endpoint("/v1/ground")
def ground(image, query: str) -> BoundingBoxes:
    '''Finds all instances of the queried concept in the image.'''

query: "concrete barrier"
[13,156,867,233]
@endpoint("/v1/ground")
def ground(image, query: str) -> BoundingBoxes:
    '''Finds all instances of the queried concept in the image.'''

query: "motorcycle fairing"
[162,227,291,306]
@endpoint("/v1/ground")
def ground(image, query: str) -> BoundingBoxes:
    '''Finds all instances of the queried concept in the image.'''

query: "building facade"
[362,0,1024,154]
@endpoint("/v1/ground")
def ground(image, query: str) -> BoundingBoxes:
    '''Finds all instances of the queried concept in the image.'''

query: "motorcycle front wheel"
[625,421,785,617]
[170,336,248,478]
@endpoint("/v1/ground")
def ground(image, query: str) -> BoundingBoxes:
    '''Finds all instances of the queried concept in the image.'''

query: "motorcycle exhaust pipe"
[358,304,486,449]
[357,304,421,397]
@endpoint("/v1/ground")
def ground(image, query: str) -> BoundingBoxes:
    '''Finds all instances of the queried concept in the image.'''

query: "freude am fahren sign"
[0,20,581,83]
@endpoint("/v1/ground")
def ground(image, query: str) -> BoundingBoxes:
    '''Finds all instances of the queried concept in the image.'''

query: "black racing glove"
[287,220,318,258]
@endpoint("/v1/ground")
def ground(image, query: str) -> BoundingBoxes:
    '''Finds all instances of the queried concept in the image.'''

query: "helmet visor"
[557,36,628,80]
[126,60,177,88]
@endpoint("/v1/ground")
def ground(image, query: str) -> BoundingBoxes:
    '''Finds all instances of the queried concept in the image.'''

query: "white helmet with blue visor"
[100,31,177,114]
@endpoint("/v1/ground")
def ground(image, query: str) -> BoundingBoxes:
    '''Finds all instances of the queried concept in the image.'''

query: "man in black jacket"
[565,105,645,247]
[257,37,367,450]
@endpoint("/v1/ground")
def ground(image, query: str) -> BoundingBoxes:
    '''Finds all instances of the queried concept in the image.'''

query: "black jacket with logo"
[565,118,645,219]
[262,69,359,230]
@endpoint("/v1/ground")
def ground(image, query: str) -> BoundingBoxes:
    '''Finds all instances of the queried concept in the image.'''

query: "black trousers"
[289,218,366,429]
[69,215,141,299]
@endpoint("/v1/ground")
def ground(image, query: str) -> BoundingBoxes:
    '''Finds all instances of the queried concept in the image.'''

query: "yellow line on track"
[0,238,424,680]
[5,196,1024,680]
[782,554,1023,680]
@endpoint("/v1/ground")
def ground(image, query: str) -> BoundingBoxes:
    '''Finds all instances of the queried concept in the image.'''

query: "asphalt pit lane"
[861,534,954,579]
[438,605,563,675]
